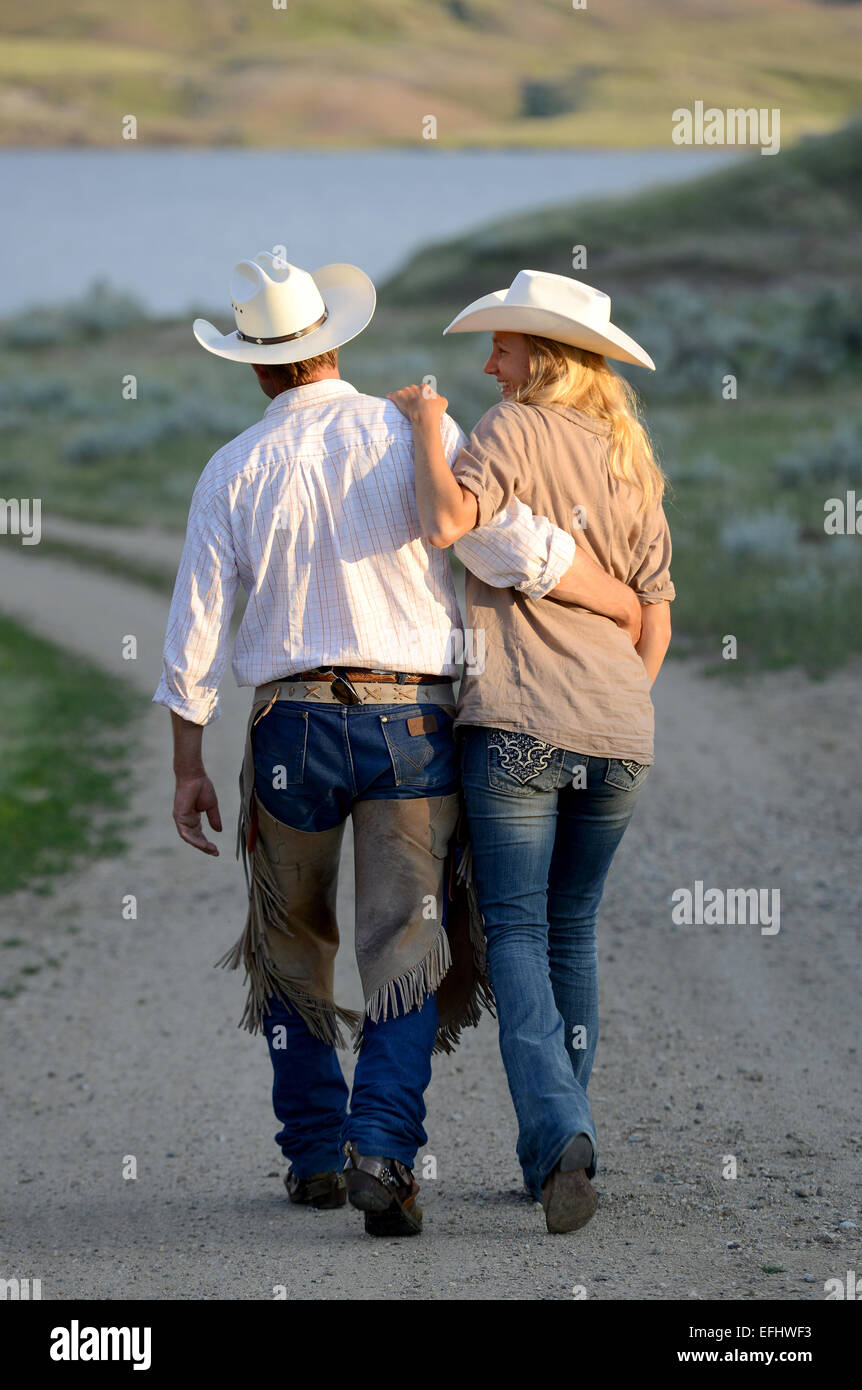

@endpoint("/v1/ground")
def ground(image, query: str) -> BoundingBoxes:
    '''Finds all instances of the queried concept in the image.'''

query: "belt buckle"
[330,668,361,706]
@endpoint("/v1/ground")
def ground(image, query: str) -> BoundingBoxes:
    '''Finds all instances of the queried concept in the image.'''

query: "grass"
[2,0,862,147]
[34,538,175,594]
[0,614,144,895]
[649,380,862,676]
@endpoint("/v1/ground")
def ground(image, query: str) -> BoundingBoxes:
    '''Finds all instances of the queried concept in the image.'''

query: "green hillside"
[1,0,861,147]
[371,118,862,413]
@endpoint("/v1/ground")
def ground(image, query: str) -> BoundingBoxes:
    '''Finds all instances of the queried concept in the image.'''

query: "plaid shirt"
[153,379,574,725]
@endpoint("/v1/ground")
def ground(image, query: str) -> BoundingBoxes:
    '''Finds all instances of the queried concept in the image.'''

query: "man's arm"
[170,712,223,855]
[546,551,642,642]
[153,473,239,854]
[455,498,642,642]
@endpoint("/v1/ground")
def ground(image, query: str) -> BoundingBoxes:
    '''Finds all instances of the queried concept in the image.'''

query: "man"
[154,251,641,1237]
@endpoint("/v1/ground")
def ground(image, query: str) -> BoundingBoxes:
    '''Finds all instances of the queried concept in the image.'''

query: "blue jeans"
[460,726,650,1200]
[263,995,438,1176]
[253,697,458,1177]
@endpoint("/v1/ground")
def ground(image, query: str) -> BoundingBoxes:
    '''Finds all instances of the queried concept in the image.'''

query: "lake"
[3,147,737,314]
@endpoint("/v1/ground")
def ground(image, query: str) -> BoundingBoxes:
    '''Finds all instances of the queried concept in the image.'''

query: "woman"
[389,270,673,1234]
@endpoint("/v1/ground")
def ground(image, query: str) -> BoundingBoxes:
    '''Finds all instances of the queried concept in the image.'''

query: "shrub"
[719,510,801,560]
[775,417,862,488]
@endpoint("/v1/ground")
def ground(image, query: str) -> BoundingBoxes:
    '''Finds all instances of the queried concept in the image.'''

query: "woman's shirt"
[452,399,675,763]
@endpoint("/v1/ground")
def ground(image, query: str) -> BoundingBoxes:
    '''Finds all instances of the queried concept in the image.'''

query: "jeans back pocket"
[603,757,651,791]
[380,707,456,788]
[486,729,564,795]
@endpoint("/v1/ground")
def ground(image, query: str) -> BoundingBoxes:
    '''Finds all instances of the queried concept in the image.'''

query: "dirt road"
[1,535,859,1301]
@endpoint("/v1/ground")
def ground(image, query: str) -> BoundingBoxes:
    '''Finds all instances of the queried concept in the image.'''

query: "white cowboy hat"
[443,268,655,370]
[193,251,376,364]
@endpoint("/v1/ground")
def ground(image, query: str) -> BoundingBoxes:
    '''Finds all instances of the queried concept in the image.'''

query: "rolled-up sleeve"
[630,503,676,603]
[450,403,524,526]
[152,475,240,725]
[454,497,575,599]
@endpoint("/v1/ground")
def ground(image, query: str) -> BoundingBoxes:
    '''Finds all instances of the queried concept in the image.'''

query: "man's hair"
[257,348,338,392]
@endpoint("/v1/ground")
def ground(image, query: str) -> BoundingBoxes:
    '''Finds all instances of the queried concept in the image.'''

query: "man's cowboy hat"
[193,251,376,364]
[443,268,655,370]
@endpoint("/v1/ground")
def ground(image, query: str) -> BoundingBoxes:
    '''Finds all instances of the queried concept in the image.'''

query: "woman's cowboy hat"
[193,251,376,364]
[443,268,655,370]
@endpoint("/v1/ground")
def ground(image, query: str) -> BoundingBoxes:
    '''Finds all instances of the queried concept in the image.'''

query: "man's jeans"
[460,726,650,1200]
[253,698,458,1177]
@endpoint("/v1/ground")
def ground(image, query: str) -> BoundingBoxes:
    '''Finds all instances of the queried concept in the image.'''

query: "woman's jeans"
[460,727,650,1200]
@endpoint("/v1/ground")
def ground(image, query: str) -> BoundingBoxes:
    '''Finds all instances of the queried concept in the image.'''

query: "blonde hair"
[514,334,666,510]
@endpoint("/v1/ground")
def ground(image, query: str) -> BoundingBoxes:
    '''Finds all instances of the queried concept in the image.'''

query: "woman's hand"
[387,383,449,425]
[635,600,672,685]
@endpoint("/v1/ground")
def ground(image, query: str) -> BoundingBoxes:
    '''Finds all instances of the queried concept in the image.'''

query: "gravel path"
[1,539,859,1301]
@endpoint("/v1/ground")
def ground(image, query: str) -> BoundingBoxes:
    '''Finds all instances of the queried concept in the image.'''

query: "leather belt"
[253,678,457,710]
[291,668,449,685]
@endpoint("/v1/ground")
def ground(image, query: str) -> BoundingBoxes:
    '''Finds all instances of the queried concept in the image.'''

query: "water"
[2,147,737,314]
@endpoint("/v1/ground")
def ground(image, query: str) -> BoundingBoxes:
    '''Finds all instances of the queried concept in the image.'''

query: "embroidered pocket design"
[487,730,560,786]
[603,757,651,791]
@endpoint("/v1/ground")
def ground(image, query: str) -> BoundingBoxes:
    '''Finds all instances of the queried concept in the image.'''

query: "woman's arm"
[635,601,672,684]
[388,385,478,545]
[390,383,643,638]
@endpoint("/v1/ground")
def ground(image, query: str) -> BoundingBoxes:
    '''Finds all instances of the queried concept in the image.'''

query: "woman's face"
[483,332,531,399]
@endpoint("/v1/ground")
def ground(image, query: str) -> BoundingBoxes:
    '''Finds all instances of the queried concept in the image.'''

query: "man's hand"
[616,586,643,646]
[387,382,449,426]
[169,710,221,854]
[173,773,223,855]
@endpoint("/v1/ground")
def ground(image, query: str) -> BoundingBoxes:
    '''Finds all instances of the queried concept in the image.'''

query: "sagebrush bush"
[775,417,862,488]
[4,282,147,351]
[63,400,255,464]
[719,510,801,560]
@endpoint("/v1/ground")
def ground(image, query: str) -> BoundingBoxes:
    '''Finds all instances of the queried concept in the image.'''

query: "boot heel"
[345,1168,392,1213]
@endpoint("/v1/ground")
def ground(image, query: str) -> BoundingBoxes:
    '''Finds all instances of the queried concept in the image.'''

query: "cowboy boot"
[284,1166,347,1210]
[342,1142,422,1237]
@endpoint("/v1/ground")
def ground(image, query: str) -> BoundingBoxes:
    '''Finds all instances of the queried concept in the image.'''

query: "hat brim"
[443,292,655,371]
[193,263,376,364]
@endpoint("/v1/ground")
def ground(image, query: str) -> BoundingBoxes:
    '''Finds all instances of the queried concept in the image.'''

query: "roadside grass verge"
[0,614,144,897]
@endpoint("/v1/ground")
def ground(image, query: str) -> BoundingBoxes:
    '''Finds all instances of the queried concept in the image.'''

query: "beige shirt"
[453,400,675,763]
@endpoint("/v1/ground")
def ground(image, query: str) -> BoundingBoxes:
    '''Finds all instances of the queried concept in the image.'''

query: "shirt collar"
[542,402,612,435]
[264,378,358,416]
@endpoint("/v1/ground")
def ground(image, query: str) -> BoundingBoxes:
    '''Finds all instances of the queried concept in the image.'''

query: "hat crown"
[230,252,327,341]
[507,269,611,327]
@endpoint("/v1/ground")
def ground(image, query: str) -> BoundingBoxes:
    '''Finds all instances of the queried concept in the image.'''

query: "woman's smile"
[483,330,532,398]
